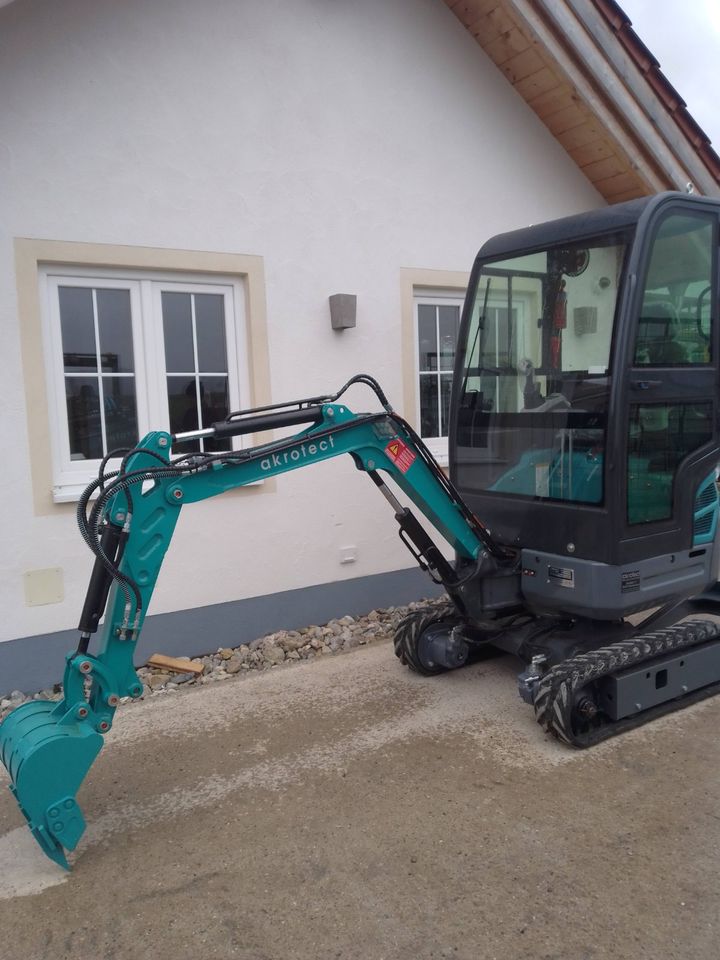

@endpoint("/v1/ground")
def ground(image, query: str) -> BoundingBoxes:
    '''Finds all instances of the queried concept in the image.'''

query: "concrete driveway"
[1,640,719,960]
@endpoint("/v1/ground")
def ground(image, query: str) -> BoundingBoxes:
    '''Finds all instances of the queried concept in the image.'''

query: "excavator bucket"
[0,698,103,869]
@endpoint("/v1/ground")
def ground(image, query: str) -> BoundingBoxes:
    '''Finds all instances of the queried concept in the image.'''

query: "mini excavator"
[4,191,720,868]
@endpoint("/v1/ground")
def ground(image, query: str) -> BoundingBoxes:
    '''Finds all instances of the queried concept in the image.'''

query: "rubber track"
[393,602,459,676]
[533,618,720,747]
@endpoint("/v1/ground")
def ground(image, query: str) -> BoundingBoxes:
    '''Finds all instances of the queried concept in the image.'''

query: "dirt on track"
[1,641,719,960]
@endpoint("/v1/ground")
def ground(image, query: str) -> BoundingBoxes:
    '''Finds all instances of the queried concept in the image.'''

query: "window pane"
[202,377,230,452]
[627,401,713,523]
[167,376,197,432]
[418,305,437,371]
[97,288,134,373]
[195,294,228,372]
[103,376,138,450]
[59,287,97,372]
[166,376,199,453]
[438,305,459,371]
[65,376,102,460]
[198,376,229,425]
[494,307,512,366]
[440,374,453,436]
[162,292,194,372]
[419,374,439,438]
[634,215,714,367]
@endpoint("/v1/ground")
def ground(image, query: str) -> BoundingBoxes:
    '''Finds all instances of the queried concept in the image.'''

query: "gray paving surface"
[1,641,719,960]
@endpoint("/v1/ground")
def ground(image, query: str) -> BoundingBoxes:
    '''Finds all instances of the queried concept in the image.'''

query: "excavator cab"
[451,192,719,620]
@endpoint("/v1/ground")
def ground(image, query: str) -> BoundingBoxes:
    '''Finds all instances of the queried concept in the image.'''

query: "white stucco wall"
[0,0,603,644]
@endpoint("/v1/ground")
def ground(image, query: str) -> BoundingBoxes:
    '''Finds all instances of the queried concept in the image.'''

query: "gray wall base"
[0,567,443,696]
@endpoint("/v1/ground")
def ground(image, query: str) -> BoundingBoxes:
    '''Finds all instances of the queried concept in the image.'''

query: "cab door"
[619,202,719,563]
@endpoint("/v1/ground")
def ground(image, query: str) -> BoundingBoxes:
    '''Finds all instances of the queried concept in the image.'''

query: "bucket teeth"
[31,825,71,871]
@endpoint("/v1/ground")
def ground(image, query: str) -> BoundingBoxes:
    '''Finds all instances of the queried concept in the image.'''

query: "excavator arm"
[0,376,505,868]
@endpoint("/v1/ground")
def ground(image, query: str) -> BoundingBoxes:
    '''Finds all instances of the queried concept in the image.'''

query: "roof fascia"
[500,0,667,193]
[534,0,718,196]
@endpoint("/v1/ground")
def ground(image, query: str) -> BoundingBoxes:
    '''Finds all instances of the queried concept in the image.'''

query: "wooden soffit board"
[443,0,682,202]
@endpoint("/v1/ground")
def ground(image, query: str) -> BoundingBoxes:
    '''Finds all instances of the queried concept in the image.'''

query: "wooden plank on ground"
[147,653,204,675]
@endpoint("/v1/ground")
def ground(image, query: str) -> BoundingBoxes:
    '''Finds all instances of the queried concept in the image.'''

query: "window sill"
[52,474,265,504]
[421,442,449,469]
[53,482,96,504]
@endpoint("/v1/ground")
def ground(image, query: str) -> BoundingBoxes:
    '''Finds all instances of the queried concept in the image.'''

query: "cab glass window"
[634,213,714,366]
[454,232,630,505]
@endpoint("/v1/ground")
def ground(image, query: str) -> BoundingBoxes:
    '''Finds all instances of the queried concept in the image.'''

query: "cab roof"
[477,194,658,262]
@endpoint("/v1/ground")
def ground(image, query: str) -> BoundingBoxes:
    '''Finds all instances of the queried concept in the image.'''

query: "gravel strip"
[0,597,444,722]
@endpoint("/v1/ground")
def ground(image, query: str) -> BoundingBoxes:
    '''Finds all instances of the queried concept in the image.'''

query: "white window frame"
[40,266,250,502]
[413,290,465,464]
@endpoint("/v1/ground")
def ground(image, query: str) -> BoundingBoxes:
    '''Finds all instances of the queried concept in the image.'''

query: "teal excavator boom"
[0,375,504,869]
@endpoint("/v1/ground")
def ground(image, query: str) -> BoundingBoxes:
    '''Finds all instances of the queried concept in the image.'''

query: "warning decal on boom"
[385,439,416,473]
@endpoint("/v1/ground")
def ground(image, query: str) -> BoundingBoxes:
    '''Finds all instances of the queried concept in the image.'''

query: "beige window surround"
[15,238,273,516]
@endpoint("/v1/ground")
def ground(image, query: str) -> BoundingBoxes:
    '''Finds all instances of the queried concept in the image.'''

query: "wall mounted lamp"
[329,294,356,330]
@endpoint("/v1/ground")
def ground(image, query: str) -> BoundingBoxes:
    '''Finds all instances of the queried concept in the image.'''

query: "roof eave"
[444,0,720,200]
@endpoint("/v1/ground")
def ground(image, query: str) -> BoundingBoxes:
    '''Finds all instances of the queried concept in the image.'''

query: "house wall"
[0,0,602,681]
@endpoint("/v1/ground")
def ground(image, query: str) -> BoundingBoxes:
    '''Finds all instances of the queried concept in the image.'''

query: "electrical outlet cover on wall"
[23,568,64,606]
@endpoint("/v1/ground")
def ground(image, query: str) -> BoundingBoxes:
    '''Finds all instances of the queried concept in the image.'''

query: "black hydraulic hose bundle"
[77,520,124,633]
[78,460,189,624]
[76,446,209,638]
[76,448,180,622]
[221,373,394,423]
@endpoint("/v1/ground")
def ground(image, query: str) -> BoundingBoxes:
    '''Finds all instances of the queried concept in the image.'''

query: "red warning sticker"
[385,439,416,473]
